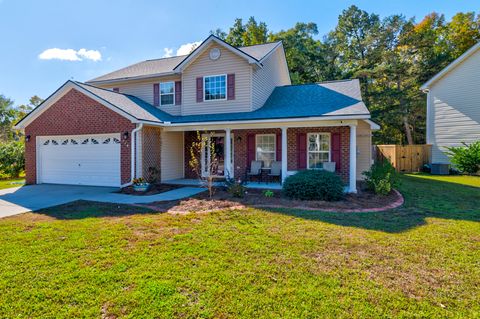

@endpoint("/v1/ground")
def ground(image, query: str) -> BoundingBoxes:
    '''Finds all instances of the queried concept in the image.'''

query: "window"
[256,134,276,168]
[307,133,330,169]
[160,82,174,106]
[204,75,226,101]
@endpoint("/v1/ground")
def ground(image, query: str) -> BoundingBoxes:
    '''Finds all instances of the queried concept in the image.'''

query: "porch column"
[225,128,232,178]
[349,124,357,193]
[281,127,288,183]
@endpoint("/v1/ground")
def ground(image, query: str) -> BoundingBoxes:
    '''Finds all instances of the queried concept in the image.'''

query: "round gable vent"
[209,48,221,60]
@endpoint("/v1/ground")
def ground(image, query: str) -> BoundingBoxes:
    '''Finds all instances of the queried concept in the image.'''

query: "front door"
[201,134,233,178]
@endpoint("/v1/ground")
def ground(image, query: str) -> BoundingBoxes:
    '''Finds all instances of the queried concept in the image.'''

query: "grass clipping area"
[0,174,479,318]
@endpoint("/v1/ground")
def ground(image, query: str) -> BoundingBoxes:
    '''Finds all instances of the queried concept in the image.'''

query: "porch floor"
[163,179,282,190]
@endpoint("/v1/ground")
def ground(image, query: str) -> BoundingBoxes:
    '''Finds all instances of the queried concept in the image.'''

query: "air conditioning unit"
[431,163,450,175]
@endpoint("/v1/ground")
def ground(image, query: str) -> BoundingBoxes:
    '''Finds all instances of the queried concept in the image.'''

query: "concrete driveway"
[0,184,205,218]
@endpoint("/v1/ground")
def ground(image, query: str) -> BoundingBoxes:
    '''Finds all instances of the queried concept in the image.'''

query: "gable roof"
[14,81,172,129]
[16,79,370,129]
[87,37,282,84]
[421,41,480,91]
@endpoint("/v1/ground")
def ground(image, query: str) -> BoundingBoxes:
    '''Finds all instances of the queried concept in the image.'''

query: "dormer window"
[160,82,175,106]
[204,75,226,101]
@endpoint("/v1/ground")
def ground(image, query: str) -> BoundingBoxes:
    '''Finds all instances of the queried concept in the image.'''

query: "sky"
[0,0,478,106]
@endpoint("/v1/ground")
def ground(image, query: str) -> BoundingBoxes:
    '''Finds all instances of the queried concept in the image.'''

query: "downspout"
[122,123,143,188]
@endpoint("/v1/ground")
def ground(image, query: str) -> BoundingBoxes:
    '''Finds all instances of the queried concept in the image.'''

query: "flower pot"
[133,184,150,192]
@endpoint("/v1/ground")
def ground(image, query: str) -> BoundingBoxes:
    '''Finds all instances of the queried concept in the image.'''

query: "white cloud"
[162,47,173,58]
[161,41,201,58]
[77,48,102,61]
[38,48,102,62]
[176,41,201,56]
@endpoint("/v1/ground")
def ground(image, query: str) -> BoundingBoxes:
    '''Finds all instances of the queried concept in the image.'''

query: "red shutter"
[113,88,119,93]
[297,133,307,169]
[227,74,235,100]
[247,134,256,169]
[153,83,159,106]
[331,132,341,170]
[196,77,203,102]
[276,133,282,161]
[175,81,182,105]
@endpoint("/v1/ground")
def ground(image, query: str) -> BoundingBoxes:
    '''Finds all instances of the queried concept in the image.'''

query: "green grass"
[0,174,479,318]
[0,178,25,190]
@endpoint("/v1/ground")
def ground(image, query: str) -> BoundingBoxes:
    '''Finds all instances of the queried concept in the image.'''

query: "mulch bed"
[119,183,182,196]
[138,183,404,214]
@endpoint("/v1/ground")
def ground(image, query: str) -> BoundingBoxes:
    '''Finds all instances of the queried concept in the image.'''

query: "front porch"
[175,120,357,193]
[153,118,363,193]
[163,179,283,190]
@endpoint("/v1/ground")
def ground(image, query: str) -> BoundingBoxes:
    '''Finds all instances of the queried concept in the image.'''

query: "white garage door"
[38,134,121,187]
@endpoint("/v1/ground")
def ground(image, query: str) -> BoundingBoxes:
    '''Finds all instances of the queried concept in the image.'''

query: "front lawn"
[0,174,479,318]
[0,178,24,190]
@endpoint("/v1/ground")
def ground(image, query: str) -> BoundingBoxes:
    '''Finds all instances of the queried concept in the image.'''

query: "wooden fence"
[375,144,432,172]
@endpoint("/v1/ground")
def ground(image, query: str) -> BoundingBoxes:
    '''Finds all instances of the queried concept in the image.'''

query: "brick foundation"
[24,89,136,185]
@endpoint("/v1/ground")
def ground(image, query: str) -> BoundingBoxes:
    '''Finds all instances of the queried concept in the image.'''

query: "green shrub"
[282,170,344,201]
[0,141,25,178]
[263,190,274,198]
[445,141,480,175]
[363,161,399,195]
[225,178,246,198]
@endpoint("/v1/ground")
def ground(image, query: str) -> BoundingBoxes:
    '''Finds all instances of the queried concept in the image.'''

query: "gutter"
[122,123,143,188]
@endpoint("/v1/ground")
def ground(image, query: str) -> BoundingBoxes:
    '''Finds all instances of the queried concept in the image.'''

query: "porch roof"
[64,79,370,125]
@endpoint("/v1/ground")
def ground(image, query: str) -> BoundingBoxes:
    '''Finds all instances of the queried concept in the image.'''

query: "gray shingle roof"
[75,82,173,123]
[76,79,369,124]
[87,42,281,83]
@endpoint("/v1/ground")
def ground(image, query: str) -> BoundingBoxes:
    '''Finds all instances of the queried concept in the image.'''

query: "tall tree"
[0,95,16,142]
[270,23,337,84]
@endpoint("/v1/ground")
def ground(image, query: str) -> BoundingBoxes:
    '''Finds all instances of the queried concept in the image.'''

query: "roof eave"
[173,34,262,72]
[86,71,177,85]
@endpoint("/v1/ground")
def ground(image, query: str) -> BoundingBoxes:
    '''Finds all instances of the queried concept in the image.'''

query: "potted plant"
[132,177,150,192]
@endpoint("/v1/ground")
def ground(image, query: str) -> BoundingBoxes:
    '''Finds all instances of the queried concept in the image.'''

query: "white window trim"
[203,74,227,102]
[200,132,234,178]
[255,134,276,168]
[307,132,331,169]
[160,81,175,106]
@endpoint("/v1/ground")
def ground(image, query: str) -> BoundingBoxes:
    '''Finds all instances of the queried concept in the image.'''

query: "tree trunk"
[403,115,414,145]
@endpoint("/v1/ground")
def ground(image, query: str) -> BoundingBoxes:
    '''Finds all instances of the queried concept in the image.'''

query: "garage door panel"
[38,134,121,187]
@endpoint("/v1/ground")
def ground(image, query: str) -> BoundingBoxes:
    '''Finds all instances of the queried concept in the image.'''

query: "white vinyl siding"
[181,43,252,115]
[252,45,291,110]
[97,75,181,115]
[161,131,184,181]
[356,120,372,180]
[427,48,480,163]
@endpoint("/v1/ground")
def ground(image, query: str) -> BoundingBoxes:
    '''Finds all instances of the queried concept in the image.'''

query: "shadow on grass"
[35,175,479,233]
[259,174,480,233]
[35,200,163,219]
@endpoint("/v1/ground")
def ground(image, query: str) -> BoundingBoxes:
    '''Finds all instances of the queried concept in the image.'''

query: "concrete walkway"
[0,184,205,218]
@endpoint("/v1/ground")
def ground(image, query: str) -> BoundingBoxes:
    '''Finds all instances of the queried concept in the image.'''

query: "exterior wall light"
[123,132,129,140]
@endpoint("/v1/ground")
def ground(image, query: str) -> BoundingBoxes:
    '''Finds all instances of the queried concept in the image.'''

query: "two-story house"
[15,35,379,192]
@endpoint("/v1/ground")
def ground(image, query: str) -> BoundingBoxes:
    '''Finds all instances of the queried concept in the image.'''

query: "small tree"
[188,131,218,198]
[0,141,25,178]
[445,141,480,175]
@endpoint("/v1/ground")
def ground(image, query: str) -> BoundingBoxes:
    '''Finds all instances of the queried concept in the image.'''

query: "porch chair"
[247,160,263,181]
[267,161,282,184]
[322,162,336,173]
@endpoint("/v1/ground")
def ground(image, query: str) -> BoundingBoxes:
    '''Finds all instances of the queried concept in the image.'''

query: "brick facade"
[141,126,162,182]
[24,89,136,185]
[184,126,350,182]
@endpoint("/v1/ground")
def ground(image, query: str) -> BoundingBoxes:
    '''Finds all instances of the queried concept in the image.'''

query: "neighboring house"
[15,35,379,192]
[421,41,480,164]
